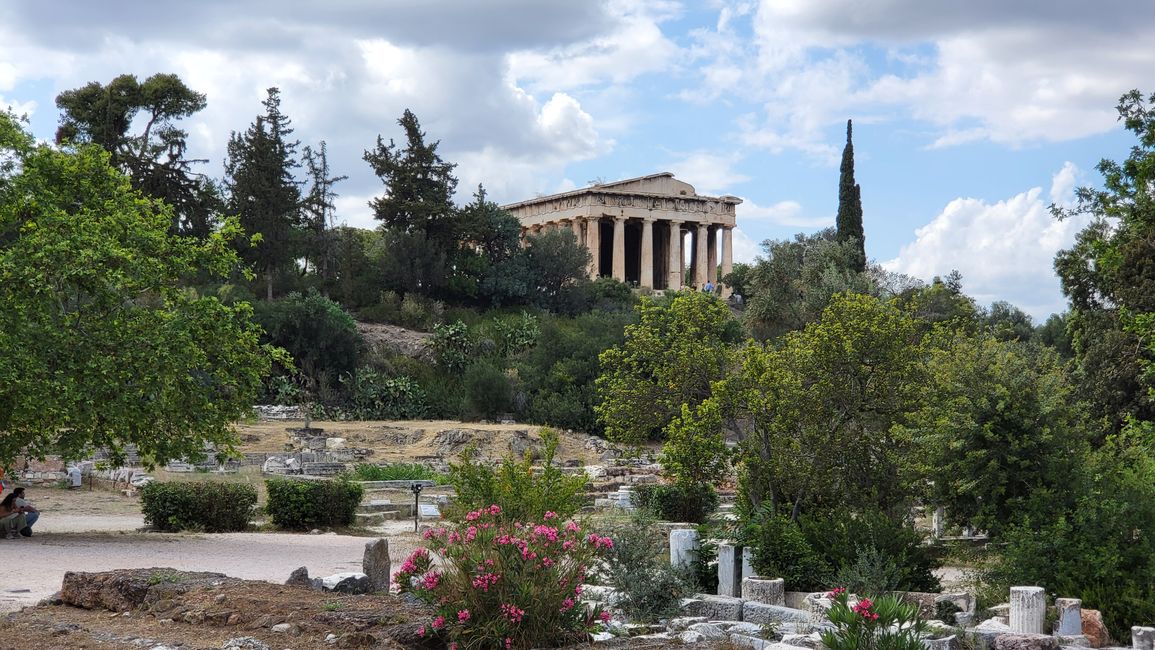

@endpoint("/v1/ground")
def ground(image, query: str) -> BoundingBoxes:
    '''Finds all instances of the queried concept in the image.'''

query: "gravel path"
[0,520,421,612]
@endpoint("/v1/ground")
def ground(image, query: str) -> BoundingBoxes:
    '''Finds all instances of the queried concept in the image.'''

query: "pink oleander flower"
[418,626,426,637]
[565,521,580,533]
[457,609,471,622]
[562,540,575,551]
[501,603,526,624]
[505,638,512,650]
[432,615,445,630]
[465,525,478,542]
[421,571,441,590]
[466,510,481,521]
[559,597,574,612]
[488,504,502,515]
[599,611,611,623]
[544,510,558,520]
[574,584,583,596]
[826,587,847,600]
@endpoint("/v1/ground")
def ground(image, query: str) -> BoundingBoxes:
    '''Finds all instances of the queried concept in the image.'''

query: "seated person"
[12,488,37,535]
[0,494,27,539]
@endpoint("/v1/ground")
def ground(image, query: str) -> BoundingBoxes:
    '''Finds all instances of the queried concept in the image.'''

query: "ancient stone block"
[1133,627,1155,650]
[718,544,743,598]
[994,633,1059,650]
[682,594,744,621]
[742,602,812,626]
[1056,599,1083,635]
[742,577,785,605]
[670,528,699,570]
[362,539,390,592]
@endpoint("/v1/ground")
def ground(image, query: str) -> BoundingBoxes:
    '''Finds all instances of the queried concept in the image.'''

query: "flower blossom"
[457,609,471,622]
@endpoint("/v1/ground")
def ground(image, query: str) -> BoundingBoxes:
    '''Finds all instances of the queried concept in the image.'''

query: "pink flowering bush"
[393,505,613,649]
[819,588,929,650]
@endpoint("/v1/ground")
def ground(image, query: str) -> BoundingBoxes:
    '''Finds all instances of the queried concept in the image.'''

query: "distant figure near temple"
[503,173,740,294]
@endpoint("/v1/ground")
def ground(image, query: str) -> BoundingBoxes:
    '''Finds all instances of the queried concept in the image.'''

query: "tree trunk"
[266,271,274,301]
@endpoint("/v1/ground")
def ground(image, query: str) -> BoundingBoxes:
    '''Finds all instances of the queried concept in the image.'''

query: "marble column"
[667,221,683,290]
[1133,627,1155,650]
[721,226,733,293]
[1010,586,1046,634]
[586,217,601,279]
[695,223,708,288]
[707,226,718,284]
[570,218,582,241]
[640,218,655,289]
[612,217,626,281]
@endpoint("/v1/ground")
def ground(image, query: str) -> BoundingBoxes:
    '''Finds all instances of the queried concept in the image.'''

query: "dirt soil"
[0,569,716,650]
[234,419,605,466]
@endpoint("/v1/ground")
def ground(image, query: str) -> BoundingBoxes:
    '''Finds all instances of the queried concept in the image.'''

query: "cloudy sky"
[2,0,1151,319]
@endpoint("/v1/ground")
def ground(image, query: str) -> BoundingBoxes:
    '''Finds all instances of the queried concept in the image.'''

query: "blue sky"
[3,1,1152,319]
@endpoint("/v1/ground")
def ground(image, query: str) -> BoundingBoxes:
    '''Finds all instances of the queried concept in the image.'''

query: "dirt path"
[0,521,423,612]
[1,484,423,612]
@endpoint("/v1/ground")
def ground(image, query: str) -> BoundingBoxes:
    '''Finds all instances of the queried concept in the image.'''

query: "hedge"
[140,481,258,532]
[265,477,363,530]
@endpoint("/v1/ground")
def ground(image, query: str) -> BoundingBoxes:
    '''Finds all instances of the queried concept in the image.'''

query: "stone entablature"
[503,172,741,292]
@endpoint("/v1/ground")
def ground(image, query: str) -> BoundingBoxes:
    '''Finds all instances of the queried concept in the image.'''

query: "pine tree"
[225,87,303,300]
[835,119,866,273]
[300,141,347,282]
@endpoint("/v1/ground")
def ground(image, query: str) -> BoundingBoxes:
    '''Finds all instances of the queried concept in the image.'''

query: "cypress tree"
[835,119,866,273]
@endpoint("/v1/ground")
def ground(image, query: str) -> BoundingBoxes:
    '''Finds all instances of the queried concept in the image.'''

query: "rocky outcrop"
[61,568,236,612]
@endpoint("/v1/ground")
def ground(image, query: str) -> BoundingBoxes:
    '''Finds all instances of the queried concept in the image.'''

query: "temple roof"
[502,172,741,210]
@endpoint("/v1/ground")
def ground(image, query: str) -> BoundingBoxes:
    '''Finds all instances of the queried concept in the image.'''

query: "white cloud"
[507,0,682,91]
[731,227,761,264]
[681,0,1155,159]
[666,151,750,196]
[883,163,1089,319]
[737,198,833,228]
[0,96,36,118]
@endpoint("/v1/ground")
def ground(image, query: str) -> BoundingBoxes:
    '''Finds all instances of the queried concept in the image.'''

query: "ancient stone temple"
[503,173,740,291]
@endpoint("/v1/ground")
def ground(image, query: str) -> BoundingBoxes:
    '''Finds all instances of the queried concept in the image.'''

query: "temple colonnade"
[503,173,741,293]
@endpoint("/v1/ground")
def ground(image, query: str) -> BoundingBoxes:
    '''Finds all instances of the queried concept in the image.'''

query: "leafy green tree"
[0,112,279,465]
[518,310,634,434]
[595,291,741,444]
[522,228,592,313]
[252,289,363,393]
[225,87,303,300]
[1054,89,1155,433]
[835,119,865,273]
[744,228,874,340]
[55,73,220,237]
[893,271,981,335]
[721,293,924,519]
[984,300,1035,342]
[900,333,1087,535]
[1033,313,1074,357]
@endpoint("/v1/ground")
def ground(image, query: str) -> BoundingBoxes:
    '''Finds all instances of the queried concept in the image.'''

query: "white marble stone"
[1009,587,1046,634]
[1055,599,1082,636]
[670,528,699,569]
[718,543,743,597]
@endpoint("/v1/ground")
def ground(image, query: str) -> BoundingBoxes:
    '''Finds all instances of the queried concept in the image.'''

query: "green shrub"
[447,428,587,522]
[832,545,905,595]
[744,509,831,590]
[351,463,447,483]
[634,482,719,524]
[463,362,512,420]
[430,321,472,372]
[595,513,691,622]
[253,289,363,382]
[799,507,941,592]
[340,368,427,419]
[140,481,257,532]
[265,477,364,530]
